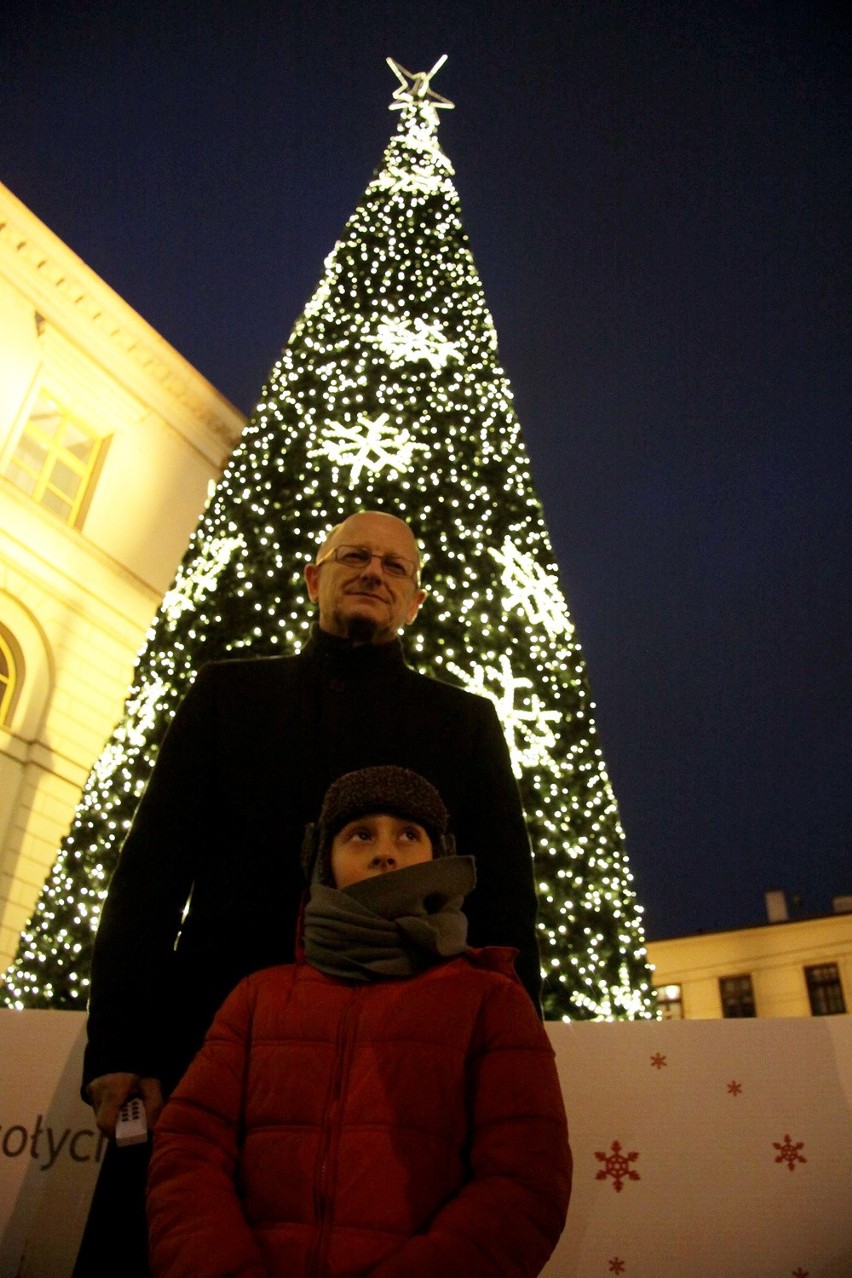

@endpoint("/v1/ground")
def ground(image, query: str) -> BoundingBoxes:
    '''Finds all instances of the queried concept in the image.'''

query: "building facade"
[647,904,852,1019]
[0,182,244,970]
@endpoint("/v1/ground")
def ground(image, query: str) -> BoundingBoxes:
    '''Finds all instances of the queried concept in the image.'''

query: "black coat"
[83,628,541,1091]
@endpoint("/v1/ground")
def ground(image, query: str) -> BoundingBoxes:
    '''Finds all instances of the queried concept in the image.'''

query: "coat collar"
[302,623,408,680]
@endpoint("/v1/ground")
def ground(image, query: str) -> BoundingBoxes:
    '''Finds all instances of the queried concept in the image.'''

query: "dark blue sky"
[2,2,849,940]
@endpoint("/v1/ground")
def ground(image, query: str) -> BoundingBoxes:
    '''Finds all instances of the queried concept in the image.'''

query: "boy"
[147,766,571,1277]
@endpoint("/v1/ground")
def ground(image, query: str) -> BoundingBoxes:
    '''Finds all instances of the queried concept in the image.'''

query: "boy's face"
[330,813,434,888]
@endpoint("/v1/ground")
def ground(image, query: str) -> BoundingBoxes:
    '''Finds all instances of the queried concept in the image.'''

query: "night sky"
[2,2,849,941]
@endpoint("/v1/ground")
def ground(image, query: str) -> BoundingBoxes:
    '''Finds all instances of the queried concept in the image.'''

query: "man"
[75,510,540,1274]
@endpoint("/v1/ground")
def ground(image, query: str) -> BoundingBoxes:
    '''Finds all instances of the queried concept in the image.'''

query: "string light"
[1,58,653,1021]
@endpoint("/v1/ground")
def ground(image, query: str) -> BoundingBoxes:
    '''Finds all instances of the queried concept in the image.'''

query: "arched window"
[0,624,23,726]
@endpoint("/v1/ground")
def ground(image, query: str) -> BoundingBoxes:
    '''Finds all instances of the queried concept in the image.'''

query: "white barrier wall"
[1,1012,103,1278]
[543,1018,852,1277]
[2,1011,851,1277]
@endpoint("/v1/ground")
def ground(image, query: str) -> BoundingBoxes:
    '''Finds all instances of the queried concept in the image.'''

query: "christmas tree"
[2,57,653,1021]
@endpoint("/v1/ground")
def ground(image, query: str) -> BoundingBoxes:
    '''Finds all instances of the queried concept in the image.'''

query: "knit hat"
[303,765,453,885]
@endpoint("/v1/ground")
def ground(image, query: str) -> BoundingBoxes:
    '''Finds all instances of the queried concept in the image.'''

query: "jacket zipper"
[310,987,359,1277]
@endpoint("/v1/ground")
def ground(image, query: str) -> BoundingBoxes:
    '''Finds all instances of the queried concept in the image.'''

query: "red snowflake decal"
[595,1140,641,1191]
[727,1080,743,1096]
[650,1052,667,1069]
[791,1269,809,1277]
[773,1134,807,1171]
[609,1260,626,1274]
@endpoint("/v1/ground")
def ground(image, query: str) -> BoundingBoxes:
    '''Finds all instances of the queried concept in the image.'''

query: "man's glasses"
[316,544,420,582]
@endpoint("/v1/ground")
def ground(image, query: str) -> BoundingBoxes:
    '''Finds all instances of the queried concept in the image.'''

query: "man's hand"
[87,1072,164,1139]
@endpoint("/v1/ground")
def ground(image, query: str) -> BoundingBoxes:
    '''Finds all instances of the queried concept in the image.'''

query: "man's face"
[330,813,434,888]
[304,512,426,644]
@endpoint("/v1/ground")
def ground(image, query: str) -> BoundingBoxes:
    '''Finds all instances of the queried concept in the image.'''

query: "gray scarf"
[303,857,476,981]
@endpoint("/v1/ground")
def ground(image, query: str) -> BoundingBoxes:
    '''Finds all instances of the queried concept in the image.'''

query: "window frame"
[5,390,105,527]
[719,973,756,1018]
[804,963,846,1016]
[0,623,24,727]
[654,982,685,1020]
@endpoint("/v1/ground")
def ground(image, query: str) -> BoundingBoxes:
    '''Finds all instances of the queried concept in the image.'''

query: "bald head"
[317,511,422,571]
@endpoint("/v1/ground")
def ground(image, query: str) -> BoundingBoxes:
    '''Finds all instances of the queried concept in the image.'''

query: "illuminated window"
[804,964,846,1016]
[6,392,103,526]
[654,983,684,1019]
[0,624,22,726]
[719,974,756,1018]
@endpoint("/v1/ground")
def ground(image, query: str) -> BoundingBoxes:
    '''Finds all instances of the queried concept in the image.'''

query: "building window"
[6,391,103,526]
[654,983,684,1019]
[719,974,756,1018]
[0,624,23,726]
[804,964,846,1016]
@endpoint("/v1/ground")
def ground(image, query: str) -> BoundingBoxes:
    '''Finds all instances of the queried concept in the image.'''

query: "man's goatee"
[346,616,379,644]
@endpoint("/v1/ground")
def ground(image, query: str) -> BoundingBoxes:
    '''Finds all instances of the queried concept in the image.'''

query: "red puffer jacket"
[147,950,571,1277]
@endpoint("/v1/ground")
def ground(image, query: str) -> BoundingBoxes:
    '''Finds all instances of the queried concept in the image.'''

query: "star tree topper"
[386,55,455,113]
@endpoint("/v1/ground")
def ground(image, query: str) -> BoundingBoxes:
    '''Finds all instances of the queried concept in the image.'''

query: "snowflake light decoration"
[370,317,460,370]
[374,165,447,197]
[122,677,172,751]
[90,675,171,789]
[90,740,130,792]
[162,535,246,629]
[397,119,455,171]
[311,412,427,486]
[446,653,560,777]
[491,539,574,639]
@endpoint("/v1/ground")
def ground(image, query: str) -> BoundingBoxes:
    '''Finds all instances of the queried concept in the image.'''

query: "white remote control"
[115,1095,148,1147]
